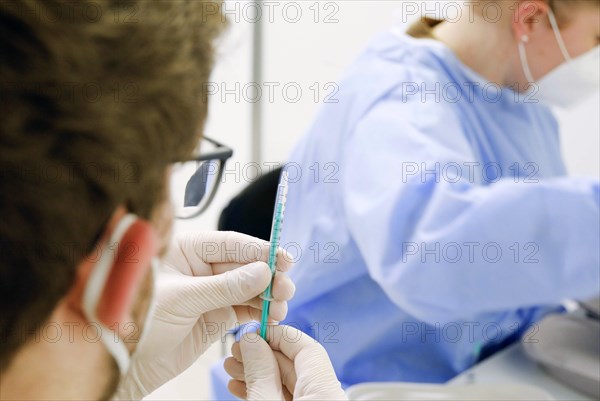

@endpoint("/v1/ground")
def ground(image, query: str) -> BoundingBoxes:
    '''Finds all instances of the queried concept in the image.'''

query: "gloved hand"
[114,231,295,400]
[224,325,347,401]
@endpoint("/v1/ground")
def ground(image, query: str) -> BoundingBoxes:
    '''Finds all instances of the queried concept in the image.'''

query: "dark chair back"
[218,166,283,241]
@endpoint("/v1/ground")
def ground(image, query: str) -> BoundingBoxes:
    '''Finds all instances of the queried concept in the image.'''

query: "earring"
[518,35,536,84]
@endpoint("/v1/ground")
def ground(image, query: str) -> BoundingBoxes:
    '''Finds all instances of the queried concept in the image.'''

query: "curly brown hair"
[0,0,226,369]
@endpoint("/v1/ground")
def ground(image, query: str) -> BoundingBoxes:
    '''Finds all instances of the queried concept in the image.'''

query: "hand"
[114,231,294,400]
[224,325,347,401]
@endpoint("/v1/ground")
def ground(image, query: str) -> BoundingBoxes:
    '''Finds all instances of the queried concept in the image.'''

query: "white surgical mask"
[82,214,158,376]
[518,8,600,109]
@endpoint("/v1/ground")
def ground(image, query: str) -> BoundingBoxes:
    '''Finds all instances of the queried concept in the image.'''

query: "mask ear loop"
[546,7,572,62]
[518,34,536,84]
[82,214,138,375]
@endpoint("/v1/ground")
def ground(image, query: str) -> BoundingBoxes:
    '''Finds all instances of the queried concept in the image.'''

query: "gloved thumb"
[176,261,271,315]
[239,332,285,401]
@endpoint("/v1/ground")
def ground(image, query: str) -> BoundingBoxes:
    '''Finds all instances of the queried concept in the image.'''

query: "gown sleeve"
[341,92,600,325]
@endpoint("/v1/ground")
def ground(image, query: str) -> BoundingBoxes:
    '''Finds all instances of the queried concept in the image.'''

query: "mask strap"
[547,7,572,62]
[518,35,536,83]
[82,214,138,375]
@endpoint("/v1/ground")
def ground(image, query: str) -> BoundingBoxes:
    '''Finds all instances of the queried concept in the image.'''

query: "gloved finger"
[237,272,294,304]
[212,247,293,275]
[201,305,263,338]
[194,307,237,345]
[176,231,266,266]
[264,325,319,358]
[265,326,345,399]
[230,375,295,401]
[211,245,294,275]
[211,262,242,275]
[173,261,271,316]
[232,301,286,324]
[237,297,288,321]
[231,273,296,310]
[229,305,255,325]
[227,380,248,400]
[271,273,295,301]
[274,247,295,272]
[224,357,245,381]
[235,296,265,311]
[234,271,293,309]
[231,341,242,362]
[229,346,297,399]
[239,332,285,401]
[232,305,261,325]
[266,300,288,322]
[273,350,297,395]
[162,237,212,276]
[177,231,294,270]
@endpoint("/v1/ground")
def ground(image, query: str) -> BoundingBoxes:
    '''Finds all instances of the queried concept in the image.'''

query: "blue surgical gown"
[281,31,600,385]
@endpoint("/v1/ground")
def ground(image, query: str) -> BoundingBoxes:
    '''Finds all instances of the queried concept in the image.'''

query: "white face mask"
[518,8,600,109]
[82,214,158,376]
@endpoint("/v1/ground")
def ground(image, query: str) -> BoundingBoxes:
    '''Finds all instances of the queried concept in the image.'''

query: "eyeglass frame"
[173,136,233,219]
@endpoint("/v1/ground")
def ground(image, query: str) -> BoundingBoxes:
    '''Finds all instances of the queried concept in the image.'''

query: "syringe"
[259,169,289,340]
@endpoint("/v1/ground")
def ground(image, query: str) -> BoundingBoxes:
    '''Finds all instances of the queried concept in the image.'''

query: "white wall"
[555,96,600,176]
[260,1,403,162]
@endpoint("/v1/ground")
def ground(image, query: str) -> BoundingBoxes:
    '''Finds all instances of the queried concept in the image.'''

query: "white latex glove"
[224,325,347,401]
[114,231,294,400]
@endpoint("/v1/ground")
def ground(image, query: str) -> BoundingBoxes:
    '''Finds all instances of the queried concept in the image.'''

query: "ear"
[95,218,157,327]
[511,0,551,41]
[68,212,158,331]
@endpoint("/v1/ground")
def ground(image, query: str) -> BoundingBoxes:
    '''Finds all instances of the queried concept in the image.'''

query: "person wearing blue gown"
[281,0,600,386]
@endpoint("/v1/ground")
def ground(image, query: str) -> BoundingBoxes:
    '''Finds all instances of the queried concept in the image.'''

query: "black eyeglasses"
[170,136,233,219]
